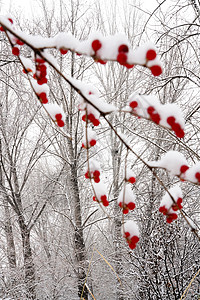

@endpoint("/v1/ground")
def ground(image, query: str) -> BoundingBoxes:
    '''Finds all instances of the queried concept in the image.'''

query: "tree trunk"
[69,157,88,300]
[18,215,36,299]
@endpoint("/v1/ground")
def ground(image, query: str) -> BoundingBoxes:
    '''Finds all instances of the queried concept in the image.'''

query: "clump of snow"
[160,185,183,211]
[122,220,139,238]
[148,151,188,176]
[117,185,136,206]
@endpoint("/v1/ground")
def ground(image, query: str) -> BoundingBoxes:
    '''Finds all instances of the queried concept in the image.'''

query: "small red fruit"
[147,106,155,115]
[128,176,136,184]
[117,52,127,65]
[125,63,134,69]
[8,18,13,24]
[146,49,157,60]
[129,101,138,110]
[167,116,176,126]
[93,118,100,126]
[150,65,162,76]
[12,47,20,56]
[16,39,24,46]
[92,39,102,52]
[60,48,68,55]
[195,172,200,182]
[96,59,107,65]
[127,202,135,210]
[118,44,129,53]
[57,120,65,127]
[180,165,189,174]
[38,92,48,104]
[151,113,161,124]
[90,139,96,147]
[123,208,129,214]
[55,113,62,121]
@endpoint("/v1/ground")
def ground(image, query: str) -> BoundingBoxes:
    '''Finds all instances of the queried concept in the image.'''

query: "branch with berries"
[0,15,199,247]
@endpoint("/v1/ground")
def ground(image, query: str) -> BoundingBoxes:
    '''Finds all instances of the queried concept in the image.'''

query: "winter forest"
[0,0,200,299]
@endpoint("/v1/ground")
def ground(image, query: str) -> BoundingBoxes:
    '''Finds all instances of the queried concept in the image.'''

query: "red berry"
[101,195,107,202]
[159,206,167,215]
[8,18,13,24]
[88,114,95,122]
[102,200,109,207]
[128,177,136,184]
[89,139,96,147]
[180,165,189,173]
[38,92,48,104]
[127,202,135,210]
[129,242,136,250]
[123,208,129,214]
[55,113,62,121]
[57,120,65,127]
[167,116,176,126]
[131,236,139,244]
[177,198,183,209]
[97,59,107,65]
[0,26,4,32]
[37,78,47,85]
[119,202,123,208]
[36,58,45,64]
[117,52,127,65]
[175,128,185,138]
[93,196,97,201]
[147,106,155,115]
[125,63,134,69]
[93,118,100,126]
[118,44,129,53]
[151,113,161,124]
[129,101,138,109]
[195,172,200,182]
[16,39,24,46]
[85,171,90,179]
[150,65,162,76]
[94,177,100,183]
[60,48,68,55]
[124,232,130,238]
[82,115,86,122]
[166,213,177,223]
[146,49,157,60]
[93,170,100,177]
[12,47,20,56]
[92,39,102,52]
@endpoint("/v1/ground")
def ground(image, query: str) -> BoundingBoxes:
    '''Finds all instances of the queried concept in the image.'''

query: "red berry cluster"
[159,197,183,223]
[93,194,109,206]
[55,113,65,127]
[117,44,134,69]
[85,170,100,183]
[119,201,135,214]
[167,116,184,138]
[37,92,48,104]
[82,113,100,126]
[82,139,96,149]
[124,232,139,250]
[147,106,161,124]
[35,58,48,85]
[91,40,107,64]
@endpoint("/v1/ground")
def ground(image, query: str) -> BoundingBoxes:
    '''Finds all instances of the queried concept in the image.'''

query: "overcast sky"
[0,0,159,17]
